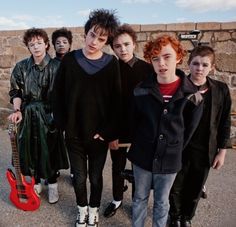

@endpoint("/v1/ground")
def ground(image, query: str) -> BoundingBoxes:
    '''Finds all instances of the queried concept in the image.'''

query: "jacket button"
[163,109,168,114]
[159,134,164,140]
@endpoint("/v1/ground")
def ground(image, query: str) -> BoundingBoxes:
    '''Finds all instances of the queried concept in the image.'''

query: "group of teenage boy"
[8,8,231,227]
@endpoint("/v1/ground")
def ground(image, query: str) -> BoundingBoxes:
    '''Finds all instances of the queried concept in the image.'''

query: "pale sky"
[0,0,236,30]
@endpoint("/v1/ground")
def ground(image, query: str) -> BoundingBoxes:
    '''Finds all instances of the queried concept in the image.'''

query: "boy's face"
[151,43,180,82]
[28,36,47,59]
[55,36,70,55]
[113,33,135,63]
[84,26,108,56]
[189,56,213,83]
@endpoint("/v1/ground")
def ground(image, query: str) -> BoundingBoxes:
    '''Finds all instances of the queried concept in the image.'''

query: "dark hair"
[84,9,120,45]
[23,28,50,51]
[144,34,186,64]
[188,45,215,65]
[111,23,137,49]
[51,27,73,46]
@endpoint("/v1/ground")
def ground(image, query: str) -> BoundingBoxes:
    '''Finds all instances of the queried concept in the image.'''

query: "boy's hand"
[8,111,22,124]
[109,139,119,150]
[93,133,104,141]
[212,149,226,170]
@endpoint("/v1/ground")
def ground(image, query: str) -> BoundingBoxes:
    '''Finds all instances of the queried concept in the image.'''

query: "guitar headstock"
[8,123,17,139]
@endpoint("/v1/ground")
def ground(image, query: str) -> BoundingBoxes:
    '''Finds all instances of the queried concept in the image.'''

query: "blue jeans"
[132,164,177,227]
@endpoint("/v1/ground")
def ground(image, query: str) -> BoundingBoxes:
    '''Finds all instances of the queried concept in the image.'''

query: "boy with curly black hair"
[52,9,121,227]
[51,27,73,60]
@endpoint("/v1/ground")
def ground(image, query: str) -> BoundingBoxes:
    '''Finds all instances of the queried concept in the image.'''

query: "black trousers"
[110,147,127,201]
[169,154,210,220]
[66,138,108,207]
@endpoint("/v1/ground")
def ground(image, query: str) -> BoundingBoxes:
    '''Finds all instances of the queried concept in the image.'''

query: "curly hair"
[84,8,120,45]
[51,27,73,46]
[188,45,215,65]
[111,23,137,49]
[23,28,50,51]
[144,34,186,64]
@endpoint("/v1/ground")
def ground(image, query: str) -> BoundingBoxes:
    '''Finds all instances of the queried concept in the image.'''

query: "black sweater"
[52,50,122,142]
[119,57,153,142]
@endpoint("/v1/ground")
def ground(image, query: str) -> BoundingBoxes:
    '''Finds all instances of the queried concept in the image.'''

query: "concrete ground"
[0,129,235,227]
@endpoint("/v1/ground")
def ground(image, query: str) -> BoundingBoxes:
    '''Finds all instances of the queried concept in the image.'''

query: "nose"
[121,45,126,52]
[34,43,39,49]
[197,64,203,70]
[158,57,165,66]
[91,37,98,45]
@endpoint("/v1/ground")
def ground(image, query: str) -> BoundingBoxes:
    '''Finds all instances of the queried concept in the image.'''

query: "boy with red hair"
[127,35,203,227]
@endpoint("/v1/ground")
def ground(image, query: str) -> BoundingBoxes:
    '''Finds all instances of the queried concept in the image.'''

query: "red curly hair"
[144,35,186,64]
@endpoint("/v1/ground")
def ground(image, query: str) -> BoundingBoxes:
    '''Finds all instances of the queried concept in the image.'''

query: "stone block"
[197,22,221,30]
[130,24,141,32]
[215,32,231,41]
[141,24,166,32]
[136,32,147,42]
[216,53,236,73]
[229,90,236,113]
[167,23,195,31]
[150,31,177,40]
[0,55,14,68]
[214,40,236,54]
[232,75,236,87]
[0,108,12,129]
[221,22,236,30]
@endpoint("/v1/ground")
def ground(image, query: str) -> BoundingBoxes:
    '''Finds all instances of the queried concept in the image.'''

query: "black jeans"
[35,172,58,184]
[169,155,210,220]
[66,138,108,207]
[110,147,127,201]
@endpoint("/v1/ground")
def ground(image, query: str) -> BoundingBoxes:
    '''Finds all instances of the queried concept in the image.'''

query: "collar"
[119,55,138,68]
[141,69,191,89]
[28,53,51,71]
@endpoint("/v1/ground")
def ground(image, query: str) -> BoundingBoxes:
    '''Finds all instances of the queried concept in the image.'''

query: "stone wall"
[0,22,236,146]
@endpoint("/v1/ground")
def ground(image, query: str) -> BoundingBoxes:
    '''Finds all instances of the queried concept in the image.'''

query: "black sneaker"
[103,202,122,218]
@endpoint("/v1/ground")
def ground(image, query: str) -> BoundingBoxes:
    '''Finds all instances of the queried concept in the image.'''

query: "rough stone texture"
[216,53,236,73]
[0,22,235,143]
[232,75,236,86]
[230,89,236,113]
[0,55,14,68]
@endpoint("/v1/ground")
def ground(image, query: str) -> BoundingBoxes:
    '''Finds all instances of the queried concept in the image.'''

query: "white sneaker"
[34,183,42,196]
[48,183,59,204]
[76,205,88,227]
[88,206,99,227]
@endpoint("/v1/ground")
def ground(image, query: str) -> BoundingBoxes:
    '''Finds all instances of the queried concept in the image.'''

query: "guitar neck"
[10,135,23,185]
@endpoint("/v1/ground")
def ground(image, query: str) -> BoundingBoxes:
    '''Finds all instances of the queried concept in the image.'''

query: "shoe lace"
[88,210,98,225]
[77,210,87,223]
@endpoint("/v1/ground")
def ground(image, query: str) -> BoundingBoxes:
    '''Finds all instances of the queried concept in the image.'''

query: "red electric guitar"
[6,123,40,211]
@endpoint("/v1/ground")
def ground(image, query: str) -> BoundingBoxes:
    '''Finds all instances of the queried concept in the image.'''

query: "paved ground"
[0,129,235,227]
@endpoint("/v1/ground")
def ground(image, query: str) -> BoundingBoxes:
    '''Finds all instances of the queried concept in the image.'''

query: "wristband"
[14,109,21,113]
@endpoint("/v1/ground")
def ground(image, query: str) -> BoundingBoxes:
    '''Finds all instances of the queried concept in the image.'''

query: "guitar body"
[6,169,40,211]
[6,123,40,211]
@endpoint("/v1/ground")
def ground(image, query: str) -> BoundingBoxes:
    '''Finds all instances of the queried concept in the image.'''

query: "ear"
[211,63,215,71]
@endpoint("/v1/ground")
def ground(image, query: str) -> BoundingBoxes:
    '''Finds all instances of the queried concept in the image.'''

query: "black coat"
[127,70,203,174]
[9,54,69,179]
[187,76,232,165]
